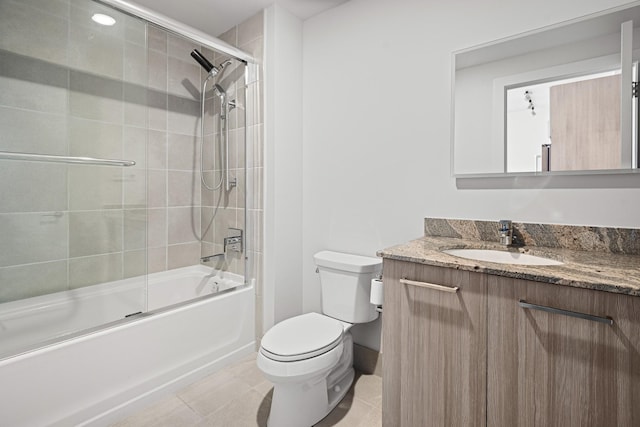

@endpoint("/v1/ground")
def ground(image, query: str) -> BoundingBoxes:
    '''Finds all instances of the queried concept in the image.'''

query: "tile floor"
[112,352,382,427]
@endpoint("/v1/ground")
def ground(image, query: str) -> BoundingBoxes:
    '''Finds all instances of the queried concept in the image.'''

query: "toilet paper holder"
[370,278,383,312]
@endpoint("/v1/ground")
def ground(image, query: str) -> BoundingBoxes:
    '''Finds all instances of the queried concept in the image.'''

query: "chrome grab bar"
[400,278,459,293]
[0,151,136,167]
[519,300,613,325]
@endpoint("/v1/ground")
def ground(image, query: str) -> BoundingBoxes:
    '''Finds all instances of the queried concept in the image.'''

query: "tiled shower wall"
[0,0,254,304]
[0,0,150,303]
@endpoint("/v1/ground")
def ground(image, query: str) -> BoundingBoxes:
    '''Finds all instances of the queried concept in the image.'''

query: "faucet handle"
[498,220,513,245]
[499,219,512,231]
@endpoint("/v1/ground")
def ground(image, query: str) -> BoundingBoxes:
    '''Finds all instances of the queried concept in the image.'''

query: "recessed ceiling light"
[92,13,116,26]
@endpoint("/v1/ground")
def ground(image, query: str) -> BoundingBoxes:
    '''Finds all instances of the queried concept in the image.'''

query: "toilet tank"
[314,251,382,324]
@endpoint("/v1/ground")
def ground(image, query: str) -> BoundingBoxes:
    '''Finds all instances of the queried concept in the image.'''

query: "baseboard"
[353,343,382,377]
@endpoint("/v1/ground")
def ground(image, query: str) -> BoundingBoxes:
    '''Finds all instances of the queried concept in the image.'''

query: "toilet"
[256,250,382,427]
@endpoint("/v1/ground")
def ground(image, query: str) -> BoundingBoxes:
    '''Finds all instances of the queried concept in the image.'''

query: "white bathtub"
[0,265,255,426]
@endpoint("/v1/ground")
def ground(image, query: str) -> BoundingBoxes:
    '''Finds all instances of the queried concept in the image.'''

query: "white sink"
[443,249,563,266]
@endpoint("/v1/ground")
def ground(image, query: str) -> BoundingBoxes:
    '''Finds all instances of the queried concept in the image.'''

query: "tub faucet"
[201,253,225,263]
[499,220,513,246]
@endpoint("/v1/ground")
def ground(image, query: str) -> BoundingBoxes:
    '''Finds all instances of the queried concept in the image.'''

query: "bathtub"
[0,265,255,426]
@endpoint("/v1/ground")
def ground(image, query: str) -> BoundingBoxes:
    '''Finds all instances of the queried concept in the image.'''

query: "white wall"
[263,4,304,332]
[301,0,639,350]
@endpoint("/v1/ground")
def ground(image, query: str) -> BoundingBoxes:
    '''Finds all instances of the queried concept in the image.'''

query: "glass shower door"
[0,0,148,358]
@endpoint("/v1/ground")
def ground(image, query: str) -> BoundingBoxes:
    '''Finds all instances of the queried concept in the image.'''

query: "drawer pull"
[400,278,459,293]
[519,300,613,325]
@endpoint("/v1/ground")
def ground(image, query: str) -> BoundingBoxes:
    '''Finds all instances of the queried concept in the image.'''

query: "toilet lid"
[260,313,344,362]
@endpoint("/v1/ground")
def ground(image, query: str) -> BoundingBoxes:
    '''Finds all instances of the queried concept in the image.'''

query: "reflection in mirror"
[452,2,640,177]
[506,70,623,173]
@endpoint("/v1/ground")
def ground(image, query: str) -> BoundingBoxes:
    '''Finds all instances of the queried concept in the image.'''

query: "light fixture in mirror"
[452,2,640,177]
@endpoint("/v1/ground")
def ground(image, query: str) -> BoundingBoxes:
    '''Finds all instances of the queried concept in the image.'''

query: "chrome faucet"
[499,220,513,246]
[201,253,225,263]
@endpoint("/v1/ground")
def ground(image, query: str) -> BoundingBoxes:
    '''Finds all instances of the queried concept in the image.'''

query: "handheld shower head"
[213,83,226,96]
[190,49,219,76]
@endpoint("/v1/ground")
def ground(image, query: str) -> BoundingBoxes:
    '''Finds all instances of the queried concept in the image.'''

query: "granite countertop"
[377,236,640,297]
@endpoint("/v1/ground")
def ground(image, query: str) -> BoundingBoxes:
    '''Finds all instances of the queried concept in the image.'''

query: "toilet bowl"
[257,251,382,427]
[257,313,355,427]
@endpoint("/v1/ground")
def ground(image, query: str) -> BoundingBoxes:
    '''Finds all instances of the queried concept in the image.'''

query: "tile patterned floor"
[112,352,382,427]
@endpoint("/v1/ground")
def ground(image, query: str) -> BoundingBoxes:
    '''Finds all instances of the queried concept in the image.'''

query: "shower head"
[190,49,219,76]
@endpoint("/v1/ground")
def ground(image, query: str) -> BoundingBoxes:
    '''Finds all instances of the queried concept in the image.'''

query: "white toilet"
[257,250,382,427]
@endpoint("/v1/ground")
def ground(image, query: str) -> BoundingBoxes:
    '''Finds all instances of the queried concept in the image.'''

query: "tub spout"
[201,253,225,263]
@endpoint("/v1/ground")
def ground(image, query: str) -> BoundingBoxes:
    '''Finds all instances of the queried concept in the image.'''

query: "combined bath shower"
[191,49,237,264]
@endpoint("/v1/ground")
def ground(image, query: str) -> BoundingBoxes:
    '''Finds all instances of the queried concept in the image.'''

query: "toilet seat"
[260,313,344,362]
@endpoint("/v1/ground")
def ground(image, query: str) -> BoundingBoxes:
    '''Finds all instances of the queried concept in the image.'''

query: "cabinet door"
[382,260,487,427]
[488,276,640,427]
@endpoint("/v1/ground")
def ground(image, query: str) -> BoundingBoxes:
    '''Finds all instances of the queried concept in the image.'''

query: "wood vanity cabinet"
[382,259,487,427]
[382,259,640,427]
[487,275,640,427]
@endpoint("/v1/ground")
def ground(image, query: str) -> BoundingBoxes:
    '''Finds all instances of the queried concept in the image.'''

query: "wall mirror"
[452,2,640,177]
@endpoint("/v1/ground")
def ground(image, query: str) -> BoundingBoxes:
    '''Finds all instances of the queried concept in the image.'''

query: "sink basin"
[443,249,563,266]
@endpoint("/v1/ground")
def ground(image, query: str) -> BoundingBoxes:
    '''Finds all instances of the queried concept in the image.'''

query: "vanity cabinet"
[382,259,640,427]
[487,275,640,427]
[382,259,487,427]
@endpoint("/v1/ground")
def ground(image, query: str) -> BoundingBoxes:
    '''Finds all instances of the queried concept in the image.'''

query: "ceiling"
[129,0,349,37]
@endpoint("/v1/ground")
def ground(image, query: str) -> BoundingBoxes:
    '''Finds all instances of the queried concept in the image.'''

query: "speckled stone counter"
[378,219,640,297]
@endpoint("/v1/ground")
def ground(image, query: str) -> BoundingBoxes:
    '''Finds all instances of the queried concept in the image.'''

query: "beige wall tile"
[147,169,167,208]
[0,1,69,66]
[68,165,123,210]
[167,96,199,136]
[124,15,146,47]
[167,207,200,244]
[68,25,123,79]
[147,50,168,92]
[124,85,148,128]
[148,208,167,248]
[148,130,167,169]
[0,212,68,267]
[0,50,68,114]
[148,25,167,53]
[69,117,122,159]
[147,91,168,131]
[123,250,146,279]
[168,133,199,171]
[147,246,167,274]
[123,126,147,170]
[0,106,67,155]
[168,57,200,99]
[124,42,147,86]
[167,242,200,269]
[123,169,146,209]
[168,170,200,207]
[124,209,147,251]
[0,163,67,213]
[69,71,123,123]
[0,261,68,303]
[69,253,122,289]
[167,33,198,62]
[69,211,123,257]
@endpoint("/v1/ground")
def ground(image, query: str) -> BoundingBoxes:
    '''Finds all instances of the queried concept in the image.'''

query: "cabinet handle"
[519,300,613,325]
[400,278,459,293]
